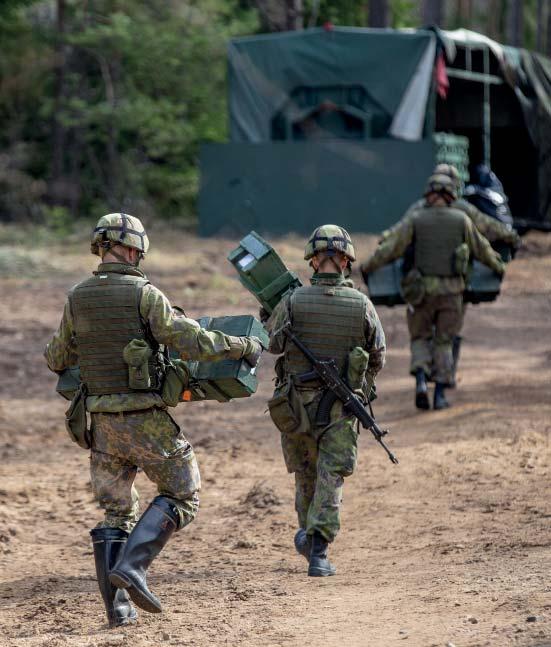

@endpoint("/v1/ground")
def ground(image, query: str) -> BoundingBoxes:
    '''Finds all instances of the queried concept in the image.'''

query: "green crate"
[183,315,269,402]
[433,132,470,184]
[227,231,302,314]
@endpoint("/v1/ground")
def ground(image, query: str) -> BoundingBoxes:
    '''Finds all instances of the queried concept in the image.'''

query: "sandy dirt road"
[0,230,550,647]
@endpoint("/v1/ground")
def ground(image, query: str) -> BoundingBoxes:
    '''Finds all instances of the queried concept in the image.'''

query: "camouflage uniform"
[266,273,386,543]
[45,262,257,531]
[381,197,521,246]
[361,206,504,386]
[45,213,263,621]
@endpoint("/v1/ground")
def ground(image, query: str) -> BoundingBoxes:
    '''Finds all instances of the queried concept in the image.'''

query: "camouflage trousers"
[280,390,358,543]
[407,293,464,385]
[90,407,201,533]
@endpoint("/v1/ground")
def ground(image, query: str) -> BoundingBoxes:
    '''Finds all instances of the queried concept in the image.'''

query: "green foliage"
[389,0,418,29]
[43,205,72,236]
[0,0,258,225]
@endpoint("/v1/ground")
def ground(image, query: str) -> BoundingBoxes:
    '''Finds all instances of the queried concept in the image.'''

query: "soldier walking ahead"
[265,225,386,577]
[361,175,505,410]
[44,214,262,627]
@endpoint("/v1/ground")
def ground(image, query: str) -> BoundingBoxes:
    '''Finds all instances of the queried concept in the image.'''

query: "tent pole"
[483,46,491,166]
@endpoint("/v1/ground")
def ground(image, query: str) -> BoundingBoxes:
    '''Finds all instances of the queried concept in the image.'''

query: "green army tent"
[198,27,551,236]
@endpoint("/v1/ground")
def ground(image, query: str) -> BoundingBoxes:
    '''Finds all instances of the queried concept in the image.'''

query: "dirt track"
[0,230,550,647]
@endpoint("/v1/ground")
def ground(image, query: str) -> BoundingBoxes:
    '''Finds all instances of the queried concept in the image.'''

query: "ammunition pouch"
[453,243,470,276]
[400,268,425,306]
[123,339,153,390]
[347,347,369,396]
[161,359,190,407]
[64,383,91,450]
[268,377,308,434]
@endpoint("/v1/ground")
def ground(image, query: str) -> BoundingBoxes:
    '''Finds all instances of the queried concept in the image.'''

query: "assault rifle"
[282,324,399,465]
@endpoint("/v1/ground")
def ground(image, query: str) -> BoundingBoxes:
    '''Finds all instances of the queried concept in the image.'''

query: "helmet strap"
[102,243,141,267]
[329,256,343,274]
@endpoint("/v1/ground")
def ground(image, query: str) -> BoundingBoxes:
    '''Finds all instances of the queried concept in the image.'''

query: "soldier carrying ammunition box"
[375,163,519,390]
[44,213,262,627]
[361,176,505,410]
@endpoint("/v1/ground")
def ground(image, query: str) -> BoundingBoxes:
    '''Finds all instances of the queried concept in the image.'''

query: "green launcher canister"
[227,231,302,315]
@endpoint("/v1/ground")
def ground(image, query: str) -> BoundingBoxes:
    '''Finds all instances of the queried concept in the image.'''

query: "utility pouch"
[268,377,308,434]
[161,359,190,407]
[347,347,369,392]
[123,339,152,390]
[400,268,425,306]
[454,243,470,276]
[65,383,91,450]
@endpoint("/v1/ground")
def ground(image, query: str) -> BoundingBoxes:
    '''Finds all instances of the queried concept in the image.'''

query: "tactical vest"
[69,271,161,396]
[413,206,466,277]
[284,284,366,384]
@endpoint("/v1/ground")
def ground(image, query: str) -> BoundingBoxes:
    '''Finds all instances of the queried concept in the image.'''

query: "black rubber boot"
[109,496,180,613]
[433,383,450,410]
[90,527,138,628]
[294,528,312,561]
[308,531,336,577]
[415,368,430,410]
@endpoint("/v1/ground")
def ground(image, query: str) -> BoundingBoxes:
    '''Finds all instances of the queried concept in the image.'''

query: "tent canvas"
[198,26,551,236]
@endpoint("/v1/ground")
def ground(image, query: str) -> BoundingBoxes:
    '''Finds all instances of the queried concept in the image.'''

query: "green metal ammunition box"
[56,315,268,403]
[366,259,405,307]
[182,315,269,402]
[227,231,302,314]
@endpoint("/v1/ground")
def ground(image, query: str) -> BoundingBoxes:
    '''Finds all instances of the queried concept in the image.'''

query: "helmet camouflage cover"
[91,213,149,256]
[424,173,458,202]
[304,224,356,262]
[433,163,461,188]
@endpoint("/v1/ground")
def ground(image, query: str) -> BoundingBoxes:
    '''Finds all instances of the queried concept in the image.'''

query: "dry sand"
[0,230,550,647]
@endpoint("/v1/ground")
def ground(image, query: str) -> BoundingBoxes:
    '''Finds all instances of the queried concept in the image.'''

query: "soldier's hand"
[243,336,263,367]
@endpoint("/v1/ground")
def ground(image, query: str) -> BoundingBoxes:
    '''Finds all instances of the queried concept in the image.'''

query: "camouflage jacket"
[361,208,506,296]
[266,273,386,387]
[44,263,255,413]
[381,198,520,246]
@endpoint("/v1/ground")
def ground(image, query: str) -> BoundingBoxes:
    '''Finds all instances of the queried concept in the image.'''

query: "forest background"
[0,0,549,233]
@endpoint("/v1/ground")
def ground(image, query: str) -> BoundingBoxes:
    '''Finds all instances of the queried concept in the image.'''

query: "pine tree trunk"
[486,0,500,39]
[50,0,67,202]
[368,0,389,27]
[255,0,303,31]
[536,0,544,51]
[507,0,523,46]
[286,0,303,30]
[422,0,445,27]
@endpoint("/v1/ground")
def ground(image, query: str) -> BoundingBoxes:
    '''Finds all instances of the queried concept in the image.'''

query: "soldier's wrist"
[227,335,247,359]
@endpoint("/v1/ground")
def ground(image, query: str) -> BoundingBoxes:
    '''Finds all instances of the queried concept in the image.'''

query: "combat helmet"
[91,213,149,257]
[424,173,458,203]
[433,163,461,189]
[304,224,356,262]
